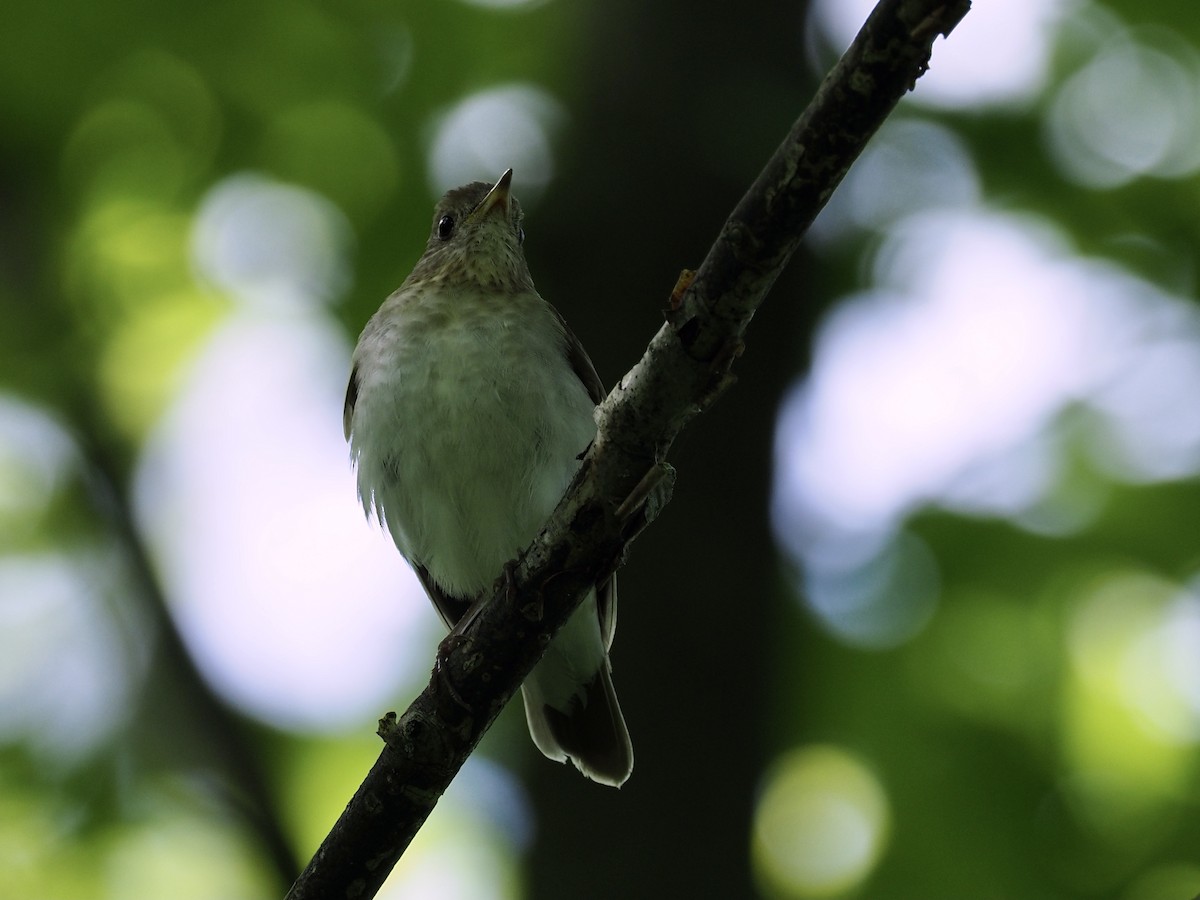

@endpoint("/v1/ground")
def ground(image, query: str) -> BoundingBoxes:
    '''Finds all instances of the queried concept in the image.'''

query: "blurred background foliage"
[2,0,1199,898]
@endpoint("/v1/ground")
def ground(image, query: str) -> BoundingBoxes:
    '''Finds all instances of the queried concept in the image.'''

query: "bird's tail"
[522,659,633,788]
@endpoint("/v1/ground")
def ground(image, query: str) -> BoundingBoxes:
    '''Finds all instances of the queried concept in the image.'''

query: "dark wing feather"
[597,575,617,651]
[343,365,359,441]
[414,563,473,630]
[549,307,618,649]
[551,305,605,404]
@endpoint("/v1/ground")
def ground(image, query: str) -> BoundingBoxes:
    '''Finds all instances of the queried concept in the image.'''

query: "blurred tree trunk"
[527,1,814,896]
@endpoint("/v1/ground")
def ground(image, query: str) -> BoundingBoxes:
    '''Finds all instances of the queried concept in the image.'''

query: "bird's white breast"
[349,285,597,598]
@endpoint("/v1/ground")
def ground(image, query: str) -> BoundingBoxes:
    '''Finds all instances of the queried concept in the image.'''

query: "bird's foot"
[501,559,544,622]
[433,632,474,712]
[616,462,677,540]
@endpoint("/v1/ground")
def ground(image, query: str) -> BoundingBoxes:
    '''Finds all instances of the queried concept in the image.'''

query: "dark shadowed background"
[3,0,1200,898]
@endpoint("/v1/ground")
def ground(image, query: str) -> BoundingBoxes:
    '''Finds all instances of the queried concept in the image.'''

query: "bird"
[342,169,633,787]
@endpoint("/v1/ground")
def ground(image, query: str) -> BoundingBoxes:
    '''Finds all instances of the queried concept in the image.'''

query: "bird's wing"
[343,365,359,441]
[552,306,606,405]
[597,575,617,651]
[414,563,474,630]
[549,305,618,647]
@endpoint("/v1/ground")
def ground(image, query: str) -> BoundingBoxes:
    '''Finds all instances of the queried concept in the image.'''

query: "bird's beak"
[468,169,514,223]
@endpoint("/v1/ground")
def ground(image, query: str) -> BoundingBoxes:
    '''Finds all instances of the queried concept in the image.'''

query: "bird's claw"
[502,558,544,622]
[433,633,473,712]
[616,462,676,539]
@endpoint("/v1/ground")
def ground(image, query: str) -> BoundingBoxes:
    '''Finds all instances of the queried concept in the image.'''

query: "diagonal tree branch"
[286,1,971,896]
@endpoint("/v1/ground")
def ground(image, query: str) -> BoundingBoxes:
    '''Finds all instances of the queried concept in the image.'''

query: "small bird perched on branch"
[343,169,633,787]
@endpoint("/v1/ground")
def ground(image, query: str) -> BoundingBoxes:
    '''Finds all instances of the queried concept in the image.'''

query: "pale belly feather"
[351,290,596,599]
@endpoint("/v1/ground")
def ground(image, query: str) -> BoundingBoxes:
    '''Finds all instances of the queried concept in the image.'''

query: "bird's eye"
[437,215,455,240]
[517,226,526,245]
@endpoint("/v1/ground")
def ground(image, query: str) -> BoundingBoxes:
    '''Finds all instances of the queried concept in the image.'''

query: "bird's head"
[410,169,534,293]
